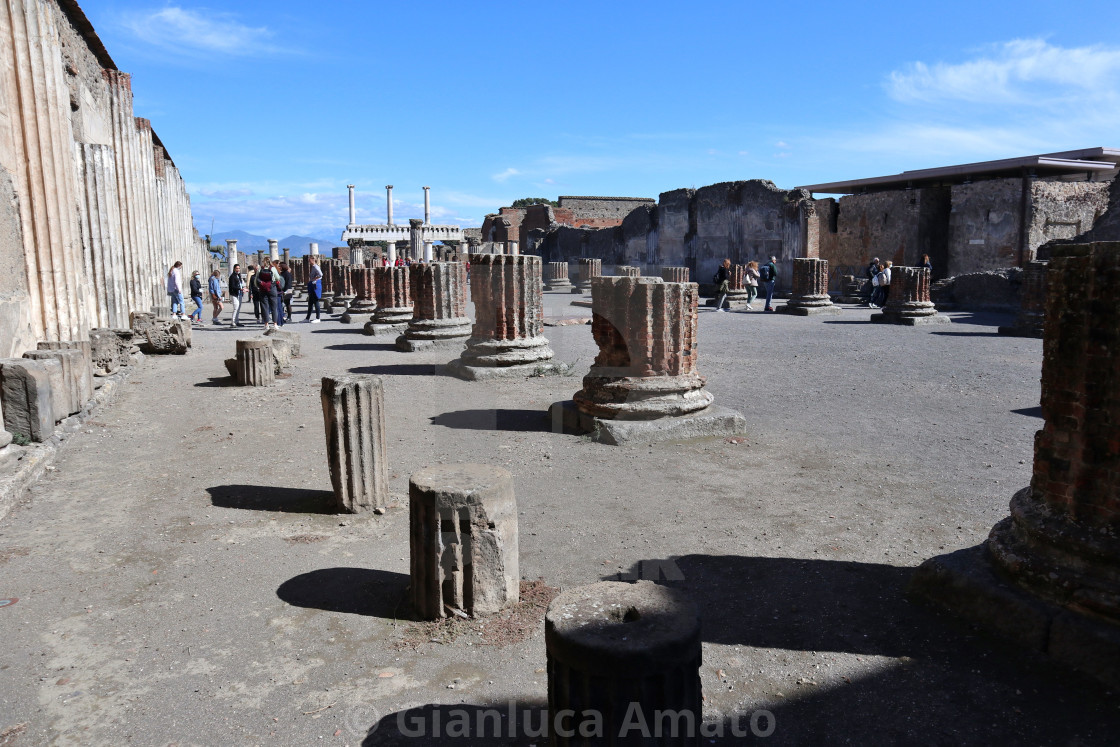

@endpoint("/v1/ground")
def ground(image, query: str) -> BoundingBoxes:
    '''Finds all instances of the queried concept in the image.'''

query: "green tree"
[510,197,558,208]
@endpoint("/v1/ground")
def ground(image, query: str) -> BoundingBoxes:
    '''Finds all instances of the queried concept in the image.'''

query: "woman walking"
[745,261,760,310]
[166,261,185,319]
[713,258,731,312]
[208,269,224,325]
[280,262,295,324]
[304,256,323,323]
[188,271,204,323]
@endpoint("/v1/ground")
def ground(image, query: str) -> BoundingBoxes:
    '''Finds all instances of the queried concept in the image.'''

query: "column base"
[340,310,375,325]
[871,311,952,326]
[777,303,843,316]
[572,283,592,295]
[363,321,409,337]
[545,280,573,291]
[909,543,1120,689]
[548,400,746,446]
[446,359,571,381]
[706,292,750,310]
[395,318,472,352]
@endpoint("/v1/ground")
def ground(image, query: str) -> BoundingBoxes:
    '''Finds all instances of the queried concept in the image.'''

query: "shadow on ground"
[350,364,445,377]
[207,484,336,513]
[1013,406,1043,418]
[327,342,396,352]
[194,375,235,387]
[430,408,552,433]
[277,567,409,618]
[930,330,1005,337]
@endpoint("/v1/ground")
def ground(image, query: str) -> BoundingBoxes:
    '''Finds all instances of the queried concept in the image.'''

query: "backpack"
[258,267,273,292]
[712,271,720,284]
[759,265,772,282]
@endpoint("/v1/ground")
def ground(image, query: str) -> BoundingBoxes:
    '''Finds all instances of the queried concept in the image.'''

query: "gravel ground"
[0,292,1117,746]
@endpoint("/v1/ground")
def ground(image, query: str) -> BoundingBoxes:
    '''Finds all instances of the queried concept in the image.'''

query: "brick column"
[449,255,562,380]
[660,266,689,283]
[871,266,949,326]
[576,258,601,294]
[999,259,1048,338]
[615,265,640,277]
[544,261,572,291]
[779,258,841,315]
[330,260,355,311]
[341,267,377,324]
[319,258,336,307]
[396,262,472,351]
[364,266,412,336]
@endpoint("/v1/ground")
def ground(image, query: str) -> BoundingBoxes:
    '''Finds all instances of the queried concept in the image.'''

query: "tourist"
[745,261,760,310]
[280,262,295,323]
[881,261,893,306]
[869,263,883,308]
[394,255,404,267]
[865,256,880,305]
[229,263,245,326]
[270,260,286,326]
[248,264,263,323]
[304,255,322,323]
[256,261,276,328]
[921,254,933,272]
[166,261,184,319]
[762,256,778,312]
[713,258,731,312]
[188,270,204,323]
[208,269,223,325]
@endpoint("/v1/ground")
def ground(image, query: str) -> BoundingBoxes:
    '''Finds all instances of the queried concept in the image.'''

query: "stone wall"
[481,196,655,252]
[0,0,208,358]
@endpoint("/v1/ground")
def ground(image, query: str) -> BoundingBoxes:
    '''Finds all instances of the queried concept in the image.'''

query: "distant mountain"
[211,230,343,257]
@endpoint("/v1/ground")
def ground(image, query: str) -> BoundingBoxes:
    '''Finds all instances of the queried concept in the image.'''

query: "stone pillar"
[549,276,745,445]
[508,240,519,256]
[0,359,55,442]
[544,261,572,291]
[347,184,356,226]
[321,375,389,513]
[660,266,690,283]
[310,242,319,256]
[318,258,336,308]
[422,185,430,225]
[409,219,423,260]
[409,464,519,619]
[234,338,274,387]
[364,266,413,336]
[999,260,1048,338]
[330,261,355,312]
[282,248,291,266]
[616,265,640,277]
[546,581,702,745]
[89,329,123,376]
[387,241,397,264]
[911,241,1120,688]
[396,262,472,351]
[23,349,89,417]
[422,241,433,263]
[779,258,841,315]
[385,185,394,226]
[340,267,377,325]
[256,250,265,268]
[268,239,279,262]
[871,266,950,325]
[576,258,601,294]
[448,255,563,380]
[226,239,238,273]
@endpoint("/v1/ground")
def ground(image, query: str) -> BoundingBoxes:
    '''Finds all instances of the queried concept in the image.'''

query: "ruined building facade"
[482,196,656,254]
[0,0,209,358]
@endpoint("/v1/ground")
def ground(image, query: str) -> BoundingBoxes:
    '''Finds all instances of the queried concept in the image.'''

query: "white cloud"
[492,168,521,183]
[775,141,788,148]
[122,6,274,56]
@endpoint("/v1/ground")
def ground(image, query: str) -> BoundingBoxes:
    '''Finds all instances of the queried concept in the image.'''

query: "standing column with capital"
[347,184,356,226]
[385,185,394,226]
[396,262,472,352]
[778,258,841,315]
[268,239,279,262]
[225,239,238,272]
[871,266,950,326]
[423,186,431,225]
[422,241,433,263]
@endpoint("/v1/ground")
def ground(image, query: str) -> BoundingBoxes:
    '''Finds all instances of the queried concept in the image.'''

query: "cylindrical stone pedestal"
[616,265,640,277]
[546,581,702,746]
[779,258,841,315]
[318,259,336,309]
[543,261,572,291]
[871,266,949,326]
[448,255,562,380]
[409,463,519,619]
[660,266,690,283]
[235,338,274,387]
[331,262,355,313]
[999,260,1048,338]
[341,267,377,324]
[364,266,413,336]
[575,258,601,294]
[395,262,472,351]
[321,375,389,513]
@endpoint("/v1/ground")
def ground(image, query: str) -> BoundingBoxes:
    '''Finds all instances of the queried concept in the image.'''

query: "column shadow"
[350,364,446,377]
[207,484,336,513]
[430,409,552,433]
[277,567,410,618]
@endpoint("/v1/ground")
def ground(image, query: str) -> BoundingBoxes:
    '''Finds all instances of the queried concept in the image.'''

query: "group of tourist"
[166,262,225,325]
[865,254,933,308]
[165,255,316,330]
[712,255,779,312]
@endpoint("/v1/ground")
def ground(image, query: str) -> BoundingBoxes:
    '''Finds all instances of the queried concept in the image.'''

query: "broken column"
[999,260,1048,338]
[575,258,601,294]
[364,266,413,336]
[330,261,355,312]
[0,359,55,441]
[660,266,690,283]
[395,262,472,352]
[448,255,564,380]
[910,240,1120,688]
[36,341,94,403]
[779,258,841,315]
[321,375,389,512]
[340,267,377,325]
[232,338,274,387]
[616,265,641,277]
[546,581,702,745]
[409,463,519,619]
[139,319,189,355]
[318,258,336,310]
[89,329,123,376]
[543,261,572,291]
[549,276,746,445]
[871,266,950,325]
[23,349,89,418]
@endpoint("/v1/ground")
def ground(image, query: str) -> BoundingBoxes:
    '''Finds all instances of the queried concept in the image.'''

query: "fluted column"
[330,260,355,311]
[576,258,601,294]
[395,262,471,351]
[234,338,274,386]
[871,266,950,326]
[544,261,572,291]
[321,375,389,512]
[268,239,279,262]
[779,258,841,315]
[340,267,377,324]
[660,266,689,283]
[364,266,413,336]
[616,265,640,277]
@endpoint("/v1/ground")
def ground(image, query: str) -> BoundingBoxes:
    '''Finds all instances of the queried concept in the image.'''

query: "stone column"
[340,267,377,325]
[549,276,745,445]
[616,265,640,277]
[660,266,690,283]
[0,359,54,442]
[546,581,702,745]
[409,219,423,260]
[779,258,841,315]
[999,260,1048,338]
[385,185,394,225]
[234,338,274,386]
[268,239,279,262]
[448,255,562,380]
[226,239,238,274]
[422,185,430,225]
[576,258,601,294]
[330,261,355,312]
[544,261,572,291]
[282,248,291,266]
[409,464,519,619]
[310,242,319,256]
[508,240,519,256]
[396,262,472,351]
[364,266,413,336]
[318,258,336,308]
[422,241,433,263]
[911,241,1120,688]
[23,349,89,418]
[871,266,950,325]
[321,375,389,513]
[256,250,265,268]
[347,184,356,226]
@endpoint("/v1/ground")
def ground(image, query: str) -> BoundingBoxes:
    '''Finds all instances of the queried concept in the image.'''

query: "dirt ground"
[0,291,1117,746]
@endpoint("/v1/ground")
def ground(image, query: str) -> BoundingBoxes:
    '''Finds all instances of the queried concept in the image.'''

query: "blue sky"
[84,1,1120,242]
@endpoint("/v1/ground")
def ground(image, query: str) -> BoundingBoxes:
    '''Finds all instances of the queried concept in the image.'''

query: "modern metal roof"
[799,147,1120,195]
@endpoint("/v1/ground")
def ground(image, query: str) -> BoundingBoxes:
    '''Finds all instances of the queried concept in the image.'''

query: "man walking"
[229,263,245,326]
[762,255,779,312]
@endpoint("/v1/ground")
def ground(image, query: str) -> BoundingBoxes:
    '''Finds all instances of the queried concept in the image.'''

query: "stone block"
[0,358,55,441]
[321,375,389,513]
[23,349,88,416]
[139,320,188,355]
[263,327,301,357]
[235,338,274,387]
[88,329,122,376]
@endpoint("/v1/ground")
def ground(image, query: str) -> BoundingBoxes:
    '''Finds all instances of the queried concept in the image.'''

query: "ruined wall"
[483,197,655,250]
[812,199,846,288]
[831,187,950,282]
[1027,180,1111,250]
[555,195,654,221]
[948,179,1026,275]
[0,0,208,358]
